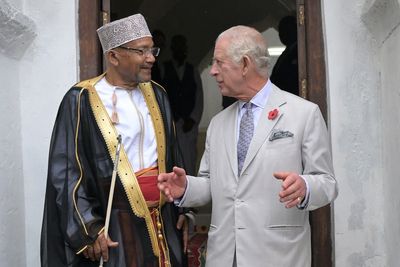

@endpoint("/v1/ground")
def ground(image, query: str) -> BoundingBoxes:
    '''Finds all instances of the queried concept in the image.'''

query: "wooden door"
[78,0,110,80]
[297,1,333,266]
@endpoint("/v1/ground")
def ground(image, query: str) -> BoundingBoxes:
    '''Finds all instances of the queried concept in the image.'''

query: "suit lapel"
[223,102,240,178]
[240,85,287,175]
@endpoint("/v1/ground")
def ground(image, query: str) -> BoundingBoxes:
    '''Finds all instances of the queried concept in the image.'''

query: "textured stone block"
[0,0,37,59]
[362,0,400,44]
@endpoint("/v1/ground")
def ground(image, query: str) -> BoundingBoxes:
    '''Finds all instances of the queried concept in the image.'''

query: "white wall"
[0,0,78,266]
[21,0,78,265]
[0,44,26,267]
[323,0,400,265]
[1,0,29,266]
[379,3,400,266]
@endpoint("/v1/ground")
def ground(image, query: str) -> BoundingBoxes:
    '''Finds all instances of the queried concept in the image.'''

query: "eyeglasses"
[118,46,160,57]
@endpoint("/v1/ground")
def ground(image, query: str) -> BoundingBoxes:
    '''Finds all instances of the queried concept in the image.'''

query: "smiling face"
[210,37,244,98]
[110,36,155,87]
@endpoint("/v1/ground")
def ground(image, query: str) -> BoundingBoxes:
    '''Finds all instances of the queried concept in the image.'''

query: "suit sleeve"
[180,118,213,207]
[301,105,338,210]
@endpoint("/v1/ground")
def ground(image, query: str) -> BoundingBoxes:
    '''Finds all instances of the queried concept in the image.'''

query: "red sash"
[136,166,169,267]
[135,166,160,204]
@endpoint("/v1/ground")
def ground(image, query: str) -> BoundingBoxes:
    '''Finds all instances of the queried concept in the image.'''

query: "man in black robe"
[41,14,187,267]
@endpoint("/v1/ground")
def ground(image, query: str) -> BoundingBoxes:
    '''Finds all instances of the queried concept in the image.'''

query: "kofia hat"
[97,13,152,52]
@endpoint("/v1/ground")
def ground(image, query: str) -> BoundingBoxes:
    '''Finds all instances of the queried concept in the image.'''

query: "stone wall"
[0,0,78,266]
[323,0,400,265]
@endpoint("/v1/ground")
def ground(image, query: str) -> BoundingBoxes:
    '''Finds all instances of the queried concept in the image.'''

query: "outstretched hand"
[157,166,188,202]
[274,171,306,209]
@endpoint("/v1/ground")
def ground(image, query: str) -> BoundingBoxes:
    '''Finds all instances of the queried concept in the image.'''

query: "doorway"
[78,1,333,266]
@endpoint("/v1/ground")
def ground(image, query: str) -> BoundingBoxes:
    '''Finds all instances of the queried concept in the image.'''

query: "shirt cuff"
[174,176,190,206]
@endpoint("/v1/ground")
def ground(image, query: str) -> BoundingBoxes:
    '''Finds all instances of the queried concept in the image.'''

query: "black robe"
[41,76,185,267]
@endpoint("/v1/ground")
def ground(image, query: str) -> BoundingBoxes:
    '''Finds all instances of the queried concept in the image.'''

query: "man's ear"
[242,55,251,76]
[107,50,120,66]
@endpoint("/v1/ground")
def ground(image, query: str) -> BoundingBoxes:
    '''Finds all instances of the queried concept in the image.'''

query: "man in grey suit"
[158,25,338,267]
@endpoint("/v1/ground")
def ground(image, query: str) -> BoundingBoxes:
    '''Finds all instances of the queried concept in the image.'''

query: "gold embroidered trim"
[77,74,161,257]
[150,79,167,93]
[139,82,170,261]
[72,89,89,236]
[138,82,167,206]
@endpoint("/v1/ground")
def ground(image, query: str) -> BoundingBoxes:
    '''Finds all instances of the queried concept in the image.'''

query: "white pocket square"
[269,129,294,141]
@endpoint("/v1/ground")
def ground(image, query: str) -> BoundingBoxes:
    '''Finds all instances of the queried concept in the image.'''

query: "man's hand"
[157,166,188,202]
[176,214,189,254]
[82,233,118,262]
[274,172,306,208]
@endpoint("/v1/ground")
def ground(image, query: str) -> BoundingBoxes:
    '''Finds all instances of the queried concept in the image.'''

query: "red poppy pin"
[268,108,279,120]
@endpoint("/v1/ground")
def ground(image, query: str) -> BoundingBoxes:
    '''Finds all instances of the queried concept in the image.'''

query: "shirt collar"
[238,79,272,109]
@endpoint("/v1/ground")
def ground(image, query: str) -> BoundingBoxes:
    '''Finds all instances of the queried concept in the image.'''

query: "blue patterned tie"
[237,102,254,175]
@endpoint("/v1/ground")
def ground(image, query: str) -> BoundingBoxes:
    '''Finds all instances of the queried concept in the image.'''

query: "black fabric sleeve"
[42,89,104,256]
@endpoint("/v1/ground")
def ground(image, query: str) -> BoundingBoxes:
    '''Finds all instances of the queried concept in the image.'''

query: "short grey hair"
[217,26,270,76]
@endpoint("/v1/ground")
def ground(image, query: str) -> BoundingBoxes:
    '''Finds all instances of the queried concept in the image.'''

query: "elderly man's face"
[210,37,243,98]
[115,37,156,84]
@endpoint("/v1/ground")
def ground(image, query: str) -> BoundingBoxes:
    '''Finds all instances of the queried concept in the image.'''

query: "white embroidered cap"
[97,13,152,52]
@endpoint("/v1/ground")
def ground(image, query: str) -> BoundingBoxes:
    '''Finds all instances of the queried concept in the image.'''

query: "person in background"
[162,34,203,175]
[41,14,188,267]
[151,29,167,84]
[158,25,337,267]
[270,15,299,96]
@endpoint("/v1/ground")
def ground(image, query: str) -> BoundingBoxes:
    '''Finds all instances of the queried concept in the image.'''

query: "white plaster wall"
[0,45,26,267]
[380,14,400,267]
[0,0,26,265]
[323,0,400,266]
[2,0,78,266]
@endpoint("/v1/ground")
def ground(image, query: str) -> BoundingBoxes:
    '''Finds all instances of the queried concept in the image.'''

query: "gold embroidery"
[139,82,167,206]
[139,82,170,262]
[72,89,89,237]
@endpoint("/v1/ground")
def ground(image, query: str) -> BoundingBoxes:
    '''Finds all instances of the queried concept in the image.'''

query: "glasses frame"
[118,46,160,57]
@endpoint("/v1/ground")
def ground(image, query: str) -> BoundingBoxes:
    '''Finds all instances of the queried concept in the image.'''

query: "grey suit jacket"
[182,84,337,267]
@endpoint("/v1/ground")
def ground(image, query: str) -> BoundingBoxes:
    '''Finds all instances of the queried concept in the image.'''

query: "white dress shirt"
[236,79,272,140]
[95,77,158,171]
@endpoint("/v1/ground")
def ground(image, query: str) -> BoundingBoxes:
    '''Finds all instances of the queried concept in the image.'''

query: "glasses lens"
[151,47,160,57]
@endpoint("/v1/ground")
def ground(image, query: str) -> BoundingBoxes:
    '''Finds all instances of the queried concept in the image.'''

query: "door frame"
[297,1,333,266]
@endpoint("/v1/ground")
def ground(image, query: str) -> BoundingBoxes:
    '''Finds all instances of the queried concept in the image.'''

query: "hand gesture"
[274,172,306,208]
[157,166,188,202]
